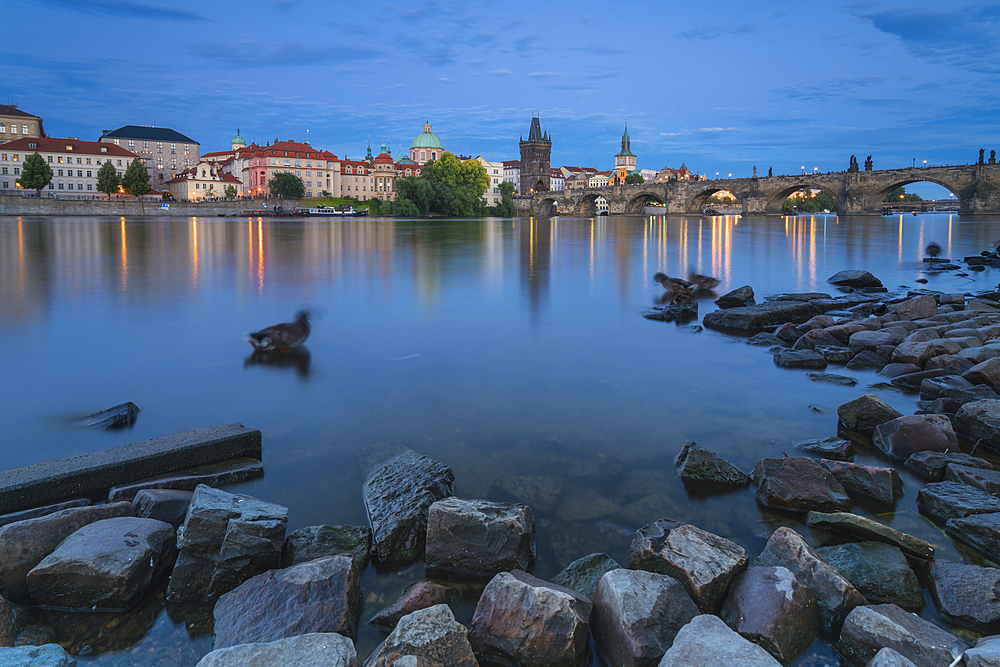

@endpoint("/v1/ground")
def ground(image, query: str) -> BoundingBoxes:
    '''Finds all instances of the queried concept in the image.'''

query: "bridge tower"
[519,116,551,195]
[612,123,636,185]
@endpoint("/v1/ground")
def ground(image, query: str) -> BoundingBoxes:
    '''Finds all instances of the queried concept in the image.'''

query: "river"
[1,212,999,665]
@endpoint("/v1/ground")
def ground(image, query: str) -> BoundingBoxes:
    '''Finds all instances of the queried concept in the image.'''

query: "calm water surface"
[2,213,1000,665]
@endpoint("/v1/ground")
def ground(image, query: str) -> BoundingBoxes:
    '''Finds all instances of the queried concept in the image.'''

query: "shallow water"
[1,212,999,664]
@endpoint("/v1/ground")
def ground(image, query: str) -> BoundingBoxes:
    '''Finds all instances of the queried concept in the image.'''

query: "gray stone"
[0,594,13,647]
[838,395,904,435]
[848,350,891,371]
[928,560,1000,634]
[892,295,938,321]
[793,328,842,351]
[658,614,781,667]
[0,644,76,667]
[828,270,883,289]
[945,464,1000,496]
[880,363,922,379]
[166,484,288,602]
[715,285,755,309]
[592,569,698,667]
[873,414,959,461]
[703,301,823,335]
[919,374,974,399]
[821,460,903,504]
[906,451,994,481]
[890,369,951,391]
[773,349,828,369]
[946,512,1000,561]
[131,489,192,527]
[966,635,1000,667]
[864,648,919,667]
[818,345,856,363]
[644,303,698,323]
[816,542,922,611]
[807,372,858,386]
[469,571,591,667]
[839,604,967,667]
[673,441,750,488]
[926,354,976,375]
[965,358,1000,390]
[918,481,1000,521]
[108,458,264,503]
[492,475,564,513]
[0,500,90,530]
[806,512,934,559]
[196,634,356,667]
[955,400,1000,449]
[424,497,534,576]
[747,333,785,347]
[79,401,139,429]
[551,553,622,600]
[796,437,855,460]
[282,525,371,570]
[753,457,851,513]
[363,604,477,667]
[370,581,452,630]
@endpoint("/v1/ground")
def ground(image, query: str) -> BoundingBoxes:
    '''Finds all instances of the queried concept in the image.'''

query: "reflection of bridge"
[517,163,1000,216]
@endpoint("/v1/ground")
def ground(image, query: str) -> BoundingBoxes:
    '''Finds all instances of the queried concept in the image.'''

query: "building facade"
[0,105,44,145]
[370,142,398,201]
[340,159,374,198]
[502,160,520,192]
[241,140,340,198]
[99,126,199,187]
[410,121,445,165]
[165,160,242,201]
[476,156,504,206]
[519,117,551,195]
[549,169,565,191]
[0,137,138,195]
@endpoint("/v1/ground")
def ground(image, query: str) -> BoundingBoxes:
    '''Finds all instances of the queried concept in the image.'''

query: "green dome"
[410,120,443,150]
[232,129,245,146]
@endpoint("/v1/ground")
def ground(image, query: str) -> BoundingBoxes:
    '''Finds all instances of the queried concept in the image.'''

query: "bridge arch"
[864,177,961,212]
[765,183,840,214]
[687,185,744,212]
[535,197,558,216]
[624,192,666,214]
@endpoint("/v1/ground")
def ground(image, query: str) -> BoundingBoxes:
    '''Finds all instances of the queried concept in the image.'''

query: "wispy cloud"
[38,0,206,21]
[527,71,561,78]
[196,39,377,68]
[491,69,513,75]
[678,22,758,40]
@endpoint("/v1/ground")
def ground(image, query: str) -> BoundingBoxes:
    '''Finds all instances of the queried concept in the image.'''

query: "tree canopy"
[782,189,837,213]
[122,158,151,196]
[624,173,645,185]
[225,184,238,198]
[269,172,305,198]
[494,180,516,217]
[885,186,923,202]
[393,152,490,217]
[96,160,120,195]
[16,152,53,194]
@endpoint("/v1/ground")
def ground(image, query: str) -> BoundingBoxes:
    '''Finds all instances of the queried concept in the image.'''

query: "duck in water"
[246,311,310,351]
[653,272,694,304]
[687,271,721,291]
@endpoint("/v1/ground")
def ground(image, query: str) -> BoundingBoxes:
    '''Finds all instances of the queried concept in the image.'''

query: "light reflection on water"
[2,212,1000,665]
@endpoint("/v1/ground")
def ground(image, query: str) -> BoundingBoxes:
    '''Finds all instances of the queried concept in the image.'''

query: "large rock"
[966,635,1000,667]
[658,614,781,666]
[363,604,477,667]
[773,349,827,369]
[703,301,823,335]
[591,569,698,667]
[828,270,883,289]
[838,395,904,435]
[213,554,361,650]
[754,526,866,635]
[0,644,76,666]
[892,295,938,321]
[370,581,452,630]
[965,358,1000,390]
[195,633,357,667]
[815,542,922,611]
[627,520,747,613]
[848,350,891,371]
[872,415,958,461]
[166,485,288,602]
[926,354,976,375]
[131,489,193,527]
[806,512,934,559]
[551,553,621,600]
[107,458,265,503]
[0,499,90,530]
[849,330,898,353]
[720,565,817,663]
[955,400,1000,450]
[361,445,454,566]
[865,648,919,667]
[839,603,967,667]
[797,437,855,460]
[0,594,14,646]
[282,525,371,570]
[469,571,591,667]
[25,517,175,610]
[918,481,1000,521]
[928,560,1000,634]
[793,328,842,351]
[752,457,851,513]
[715,286,755,309]
[0,501,133,602]
[919,374,974,399]
[820,460,903,504]
[905,451,994,481]
[946,512,1000,561]
[424,497,533,576]
[673,441,750,488]
[945,464,1000,496]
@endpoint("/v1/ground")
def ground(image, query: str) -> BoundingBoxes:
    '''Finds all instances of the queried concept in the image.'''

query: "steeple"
[616,123,634,158]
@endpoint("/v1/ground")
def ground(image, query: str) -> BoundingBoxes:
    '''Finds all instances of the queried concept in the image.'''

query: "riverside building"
[0,104,44,144]
[0,137,138,195]
[99,125,200,187]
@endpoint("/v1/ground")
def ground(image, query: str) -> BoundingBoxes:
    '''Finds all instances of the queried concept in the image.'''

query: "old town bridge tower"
[519,116,551,195]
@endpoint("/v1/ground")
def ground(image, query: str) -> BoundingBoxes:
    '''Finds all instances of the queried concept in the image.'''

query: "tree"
[16,152,53,194]
[269,172,305,198]
[624,173,645,185]
[225,184,237,199]
[494,180,516,217]
[121,158,151,196]
[885,186,923,202]
[203,185,216,200]
[96,160,120,195]
[320,190,331,198]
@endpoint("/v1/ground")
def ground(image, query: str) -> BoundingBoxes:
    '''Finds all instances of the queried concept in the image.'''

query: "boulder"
[0,645,76,666]
[469,571,591,667]
[0,501,133,602]
[773,349,827,369]
[890,369,950,391]
[754,526,865,635]
[820,460,903,504]
[424,497,534,576]
[960,346,1000,365]
[817,345,855,363]
[752,457,851,513]
[370,581,452,630]
[964,358,1000,390]
[796,437,855,460]
[131,489,193,528]
[807,372,858,386]
[839,604,967,667]
[25,517,176,610]
[702,302,823,335]
[774,322,804,344]
[806,512,934,559]
[282,525,371,569]
[212,554,361,650]
[926,354,976,375]
[364,604,477,667]
[800,315,836,331]
[627,520,747,613]
[492,476,564,513]
[643,304,698,323]
[658,614,781,666]
[0,594,14,647]
[847,350,891,371]
[592,569,698,667]
[166,485,288,602]
[892,295,938,321]
[361,445,454,566]
[80,401,139,429]
[918,482,1000,521]
[955,400,1000,449]
[815,542,922,611]
[551,553,622,600]
[195,633,357,667]
[0,500,90,530]
[945,464,1000,496]
[838,395,903,435]
[747,333,785,347]
[928,560,1000,634]
[793,328,842,351]
[873,415,958,461]
[880,363,922,378]
[865,647,919,666]
[720,565,817,663]
[946,512,1000,561]
[715,286,755,309]
[966,635,1000,667]
[905,451,994,481]
[673,441,750,488]
[919,375,974,399]
[828,270,883,289]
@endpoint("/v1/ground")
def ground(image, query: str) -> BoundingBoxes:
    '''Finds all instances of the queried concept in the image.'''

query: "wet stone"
[752,457,851,513]
[965,358,1000,390]
[966,635,1000,667]
[0,594,13,647]
[820,460,903,504]
[282,524,371,570]
[491,475,564,514]
[195,633,356,667]
[838,394,904,435]
[928,560,1000,634]
[892,341,935,367]
[865,647,919,667]
[817,345,855,363]
[847,350,891,371]
[919,375,974,399]
[370,581,452,630]
[947,512,1000,561]
[551,553,622,600]
[828,270,883,289]
[892,295,938,321]
[849,330,897,352]
[107,458,265,503]
[890,369,951,391]
[796,437,855,461]
[793,328,842,351]
[807,372,858,386]
[806,512,934,559]
[0,500,90,531]
[816,541,922,611]
[747,333,784,347]
[424,497,534,577]
[839,603,967,667]
[658,614,781,667]
[131,489,193,528]
[946,462,1000,495]
[715,285,755,309]
[873,414,959,461]
[773,349,827,369]
[926,354,976,375]
[955,400,1000,450]
[674,441,750,488]
[918,481,1000,521]
[0,644,76,666]
[879,363,922,379]
[80,401,139,429]
[905,450,994,481]
[364,604,477,667]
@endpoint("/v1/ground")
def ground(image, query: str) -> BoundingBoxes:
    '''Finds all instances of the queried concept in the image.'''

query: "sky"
[6,0,999,197]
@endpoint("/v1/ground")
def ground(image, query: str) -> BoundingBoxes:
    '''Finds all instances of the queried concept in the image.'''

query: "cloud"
[527,72,561,78]
[37,0,205,20]
[196,39,378,68]
[678,22,758,40]
[774,76,883,102]
[491,69,513,75]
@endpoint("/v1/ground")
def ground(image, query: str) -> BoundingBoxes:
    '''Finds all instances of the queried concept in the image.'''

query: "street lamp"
[912,158,915,168]
[801,166,805,174]
[923,160,927,168]
[814,167,819,174]
[716,172,719,179]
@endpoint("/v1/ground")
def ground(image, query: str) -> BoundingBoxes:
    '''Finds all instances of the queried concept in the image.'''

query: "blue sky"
[6,0,998,195]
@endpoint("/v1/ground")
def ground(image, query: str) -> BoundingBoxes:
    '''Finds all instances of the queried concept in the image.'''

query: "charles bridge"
[516,162,1000,217]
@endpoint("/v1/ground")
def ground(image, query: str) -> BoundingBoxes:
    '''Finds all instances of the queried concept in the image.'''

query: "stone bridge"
[516,163,1000,217]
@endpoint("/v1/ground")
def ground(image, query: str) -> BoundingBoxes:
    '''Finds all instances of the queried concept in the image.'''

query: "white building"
[503,160,520,193]
[0,137,139,196]
[549,168,565,191]
[165,160,243,201]
[476,156,504,206]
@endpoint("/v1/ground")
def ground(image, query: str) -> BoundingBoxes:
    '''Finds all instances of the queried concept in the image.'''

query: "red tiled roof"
[2,136,138,157]
[503,160,520,168]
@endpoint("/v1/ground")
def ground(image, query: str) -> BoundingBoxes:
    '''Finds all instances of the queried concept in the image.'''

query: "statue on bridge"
[991,150,996,165]
[865,156,873,171]
[980,148,986,165]
[848,156,860,173]
[768,167,772,177]
[753,166,757,178]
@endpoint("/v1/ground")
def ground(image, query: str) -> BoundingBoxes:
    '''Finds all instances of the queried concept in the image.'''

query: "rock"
[658,614,781,666]
[551,553,622,600]
[849,330,898,352]
[905,451,994,481]
[891,369,951,391]
[106,458,265,503]
[926,354,976,375]
[556,488,619,521]
[752,457,851,513]
[892,295,938,321]
[747,333,785,347]
[469,571,591,667]
[793,329,842,351]
[955,399,1000,449]
[945,464,1000,496]
[873,414,958,461]
[131,489,193,528]
[920,374,974,399]
[928,560,1000,633]
[966,635,1000,667]
[424,497,534,576]
[363,604,477,667]
[362,446,455,566]
[817,345,855,363]
[0,501,133,602]
[816,542,922,611]
[820,460,903,504]
[839,603,967,667]
[0,644,76,666]
[828,270,883,289]
[0,500,90,530]
[754,526,866,635]
[674,441,750,488]
[703,301,823,335]
[773,349,827,369]
[918,481,1000,521]
[715,286,755,309]
[961,346,1000,365]
[492,476,564,514]
[807,372,858,386]
[80,401,139,429]
[644,303,698,323]
[0,594,13,647]
[838,395,904,435]
[720,565,817,663]
[947,512,1000,561]
[195,633,357,667]
[796,437,855,460]
[965,358,1000,390]
[370,581,452,630]
[627,520,748,613]
[864,647,919,667]
[592,568,698,667]
[166,484,288,603]
[213,555,361,650]
[774,322,804,344]
[848,350,891,371]
[25,517,176,610]
[282,525,371,570]
[801,314,837,331]
[806,512,934,559]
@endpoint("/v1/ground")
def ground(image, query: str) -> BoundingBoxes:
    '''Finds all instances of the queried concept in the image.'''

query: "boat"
[305,205,369,217]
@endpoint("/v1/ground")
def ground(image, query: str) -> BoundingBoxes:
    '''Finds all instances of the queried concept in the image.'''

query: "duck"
[653,272,693,294]
[687,271,721,291]
[246,311,310,351]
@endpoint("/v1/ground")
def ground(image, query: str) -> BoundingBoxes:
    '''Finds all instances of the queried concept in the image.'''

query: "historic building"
[240,139,339,198]
[0,137,137,194]
[368,141,398,201]
[99,125,199,187]
[519,116,551,195]
[409,121,444,165]
[549,169,565,191]
[0,104,44,144]
[165,160,242,201]
[475,156,504,206]
[611,124,636,185]
[502,160,520,192]
[340,159,374,198]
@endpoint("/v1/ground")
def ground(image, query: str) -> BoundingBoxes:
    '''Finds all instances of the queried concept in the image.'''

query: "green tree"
[96,160,120,195]
[204,185,216,199]
[224,184,237,198]
[494,180,516,217]
[269,172,305,198]
[121,158,151,196]
[885,186,923,202]
[16,152,53,194]
[782,189,838,213]
[624,173,645,185]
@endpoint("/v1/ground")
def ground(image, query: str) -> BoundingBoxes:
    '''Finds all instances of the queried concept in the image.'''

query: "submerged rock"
[806,512,934,559]
[370,581,452,630]
[80,401,139,429]
[796,437,855,461]
[282,525,371,570]
[816,542,922,611]
[492,475,564,514]
[424,497,534,576]
[551,553,622,600]
[674,441,750,488]
[773,349,827,369]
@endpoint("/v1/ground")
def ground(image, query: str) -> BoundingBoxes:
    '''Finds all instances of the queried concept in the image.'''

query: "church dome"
[232,129,245,147]
[410,120,443,150]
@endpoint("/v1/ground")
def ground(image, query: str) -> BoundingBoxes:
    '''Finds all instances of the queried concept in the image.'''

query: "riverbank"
[0,195,301,217]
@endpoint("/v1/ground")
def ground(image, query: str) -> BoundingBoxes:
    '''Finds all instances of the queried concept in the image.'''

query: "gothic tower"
[612,123,636,185]
[519,116,551,195]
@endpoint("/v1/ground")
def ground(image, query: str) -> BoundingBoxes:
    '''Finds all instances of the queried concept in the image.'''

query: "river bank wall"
[0,195,302,217]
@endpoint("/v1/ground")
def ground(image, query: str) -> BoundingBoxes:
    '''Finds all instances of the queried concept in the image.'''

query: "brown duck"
[246,311,310,351]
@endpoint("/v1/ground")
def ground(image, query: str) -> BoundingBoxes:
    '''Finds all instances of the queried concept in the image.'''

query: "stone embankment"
[0,195,301,217]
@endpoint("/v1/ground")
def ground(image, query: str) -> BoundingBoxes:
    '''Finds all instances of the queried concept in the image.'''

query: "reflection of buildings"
[517,219,551,322]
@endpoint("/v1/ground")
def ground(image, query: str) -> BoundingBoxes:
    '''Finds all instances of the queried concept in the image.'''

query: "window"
[22,125,28,134]
[86,158,91,165]
[77,171,83,177]
[13,168,18,175]
[28,142,36,149]
[87,184,93,191]
[295,171,300,176]
[0,154,4,161]
[113,139,119,145]
[58,183,64,190]
[86,171,91,178]
[1,182,6,189]
[1,168,5,175]
[100,147,107,153]
[12,154,18,161]
[143,141,148,148]
[58,170,63,177]
[48,183,53,189]
[295,161,301,167]
[11,125,17,134]
[68,183,73,190]
[306,181,312,187]
[128,140,134,148]
[0,124,4,133]
[58,157,63,163]
[77,158,81,164]
[117,160,122,166]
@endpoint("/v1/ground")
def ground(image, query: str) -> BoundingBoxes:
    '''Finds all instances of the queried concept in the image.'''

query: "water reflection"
[243,347,311,380]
